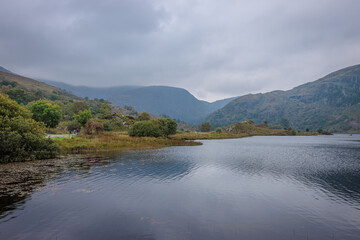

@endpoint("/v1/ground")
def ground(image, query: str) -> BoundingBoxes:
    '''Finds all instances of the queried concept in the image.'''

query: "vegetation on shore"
[54,132,201,154]
[0,95,59,163]
[173,121,319,140]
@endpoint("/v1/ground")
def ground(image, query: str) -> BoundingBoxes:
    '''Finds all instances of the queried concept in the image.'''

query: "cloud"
[1,0,360,101]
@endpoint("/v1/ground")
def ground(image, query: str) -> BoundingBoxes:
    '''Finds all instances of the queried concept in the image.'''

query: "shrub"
[0,94,59,163]
[158,118,177,136]
[84,120,104,135]
[215,128,222,133]
[200,122,211,132]
[67,120,81,131]
[129,118,177,137]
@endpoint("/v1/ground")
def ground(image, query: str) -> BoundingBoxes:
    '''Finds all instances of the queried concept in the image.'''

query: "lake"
[0,135,360,240]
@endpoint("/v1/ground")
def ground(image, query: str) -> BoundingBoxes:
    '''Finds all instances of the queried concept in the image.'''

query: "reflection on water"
[0,135,359,240]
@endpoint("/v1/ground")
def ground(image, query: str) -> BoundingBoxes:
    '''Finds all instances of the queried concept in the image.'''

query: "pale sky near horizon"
[1,0,360,101]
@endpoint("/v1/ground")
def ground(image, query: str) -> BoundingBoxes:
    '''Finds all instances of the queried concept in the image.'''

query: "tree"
[200,122,211,132]
[97,103,112,119]
[70,101,88,115]
[30,100,62,128]
[7,88,33,105]
[138,112,151,121]
[74,109,92,127]
[264,120,268,126]
[0,94,59,163]
[67,120,81,131]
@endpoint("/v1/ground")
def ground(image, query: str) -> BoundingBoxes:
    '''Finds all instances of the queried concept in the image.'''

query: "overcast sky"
[1,0,360,101]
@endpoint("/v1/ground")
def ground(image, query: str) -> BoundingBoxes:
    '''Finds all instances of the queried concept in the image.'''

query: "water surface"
[1,135,360,239]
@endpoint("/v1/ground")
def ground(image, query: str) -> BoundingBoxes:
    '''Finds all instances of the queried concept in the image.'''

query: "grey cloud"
[0,0,360,101]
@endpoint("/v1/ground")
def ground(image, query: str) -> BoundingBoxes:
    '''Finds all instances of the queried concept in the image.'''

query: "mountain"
[206,64,360,133]
[41,81,236,123]
[0,66,13,74]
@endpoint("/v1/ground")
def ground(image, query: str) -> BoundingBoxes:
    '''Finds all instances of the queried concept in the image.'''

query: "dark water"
[1,135,360,240]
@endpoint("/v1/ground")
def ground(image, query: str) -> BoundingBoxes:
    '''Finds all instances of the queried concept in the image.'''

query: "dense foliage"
[129,118,177,137]
[0,94,59,163]
[74,109,92,126]
[30,100,62,128]
[138,112,151,121]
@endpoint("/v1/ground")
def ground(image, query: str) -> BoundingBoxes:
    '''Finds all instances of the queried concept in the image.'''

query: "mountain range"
[40,80,236,123]
[1,64,359,132]
[206,64,360,132]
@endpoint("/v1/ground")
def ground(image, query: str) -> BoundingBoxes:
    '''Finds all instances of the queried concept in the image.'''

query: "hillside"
[42,81,235,123]
[0,66,12,74]
[0,70,81,104]
[206,64,360,133]
[0,69,137,118]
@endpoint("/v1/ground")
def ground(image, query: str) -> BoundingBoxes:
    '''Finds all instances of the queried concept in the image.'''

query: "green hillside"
[206,65,360,133]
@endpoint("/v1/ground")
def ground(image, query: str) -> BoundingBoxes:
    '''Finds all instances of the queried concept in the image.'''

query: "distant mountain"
[0,66,13,74]
[41,81,236,123]
[206,64,360,133]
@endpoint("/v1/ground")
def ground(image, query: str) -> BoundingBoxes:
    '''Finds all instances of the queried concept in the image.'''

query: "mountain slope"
[206,64,360,132]
[0,66,12,74]
[0,70,81,104]
[42,81,235,123]
[0,69,138,119]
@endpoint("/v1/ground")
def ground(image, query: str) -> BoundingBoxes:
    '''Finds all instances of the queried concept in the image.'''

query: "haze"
[0,0,360,101]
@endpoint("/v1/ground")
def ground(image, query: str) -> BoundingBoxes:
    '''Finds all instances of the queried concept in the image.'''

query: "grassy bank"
[171,128,319,140]
[170,132,251,140]
[52,122,320,154]
[54,132,202,154]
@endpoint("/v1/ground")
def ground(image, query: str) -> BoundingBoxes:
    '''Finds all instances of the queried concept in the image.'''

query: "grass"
[170,132,251,140]
[171,126,319,141]
[54,132,202,154]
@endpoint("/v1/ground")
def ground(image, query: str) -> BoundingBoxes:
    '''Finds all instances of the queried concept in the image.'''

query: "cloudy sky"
[1,0,360,101]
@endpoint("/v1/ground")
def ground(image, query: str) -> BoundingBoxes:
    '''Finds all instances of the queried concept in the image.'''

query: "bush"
[0,94,59,163]
[200,122,211,132]
[129,118,177,137]
[84,120,104,135]
[67,120,81,131]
